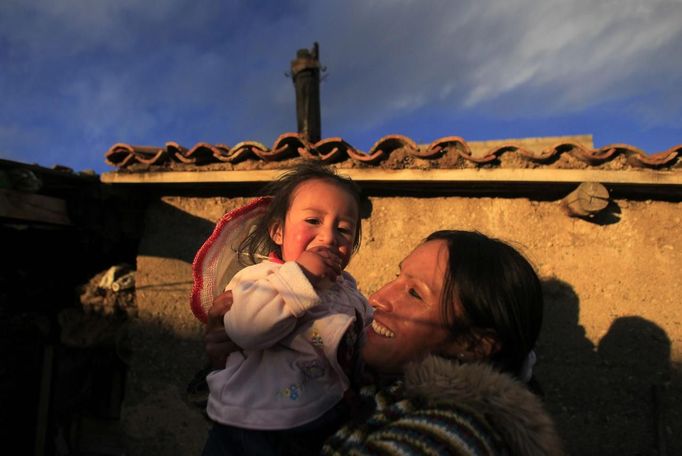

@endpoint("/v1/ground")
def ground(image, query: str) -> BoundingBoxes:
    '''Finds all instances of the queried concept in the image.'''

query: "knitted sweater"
[322,356,564,455]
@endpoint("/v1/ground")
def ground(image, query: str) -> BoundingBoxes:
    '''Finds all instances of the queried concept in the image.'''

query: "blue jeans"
[201,403,347,456]
[201,425,284,456]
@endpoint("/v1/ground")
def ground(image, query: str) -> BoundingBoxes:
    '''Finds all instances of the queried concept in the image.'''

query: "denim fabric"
[201,402,349,456]
[201,424,281,456]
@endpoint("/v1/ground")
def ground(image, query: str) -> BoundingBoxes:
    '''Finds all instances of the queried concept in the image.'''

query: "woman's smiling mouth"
[371,319,395,338]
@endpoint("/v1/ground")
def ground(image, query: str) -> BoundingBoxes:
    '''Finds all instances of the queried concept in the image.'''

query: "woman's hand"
[204,290,241,369]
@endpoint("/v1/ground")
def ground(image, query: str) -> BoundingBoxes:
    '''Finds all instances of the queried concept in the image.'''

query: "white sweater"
[206,260,371,430]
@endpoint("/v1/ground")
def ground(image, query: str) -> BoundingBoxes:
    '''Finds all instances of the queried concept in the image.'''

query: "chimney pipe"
[290,42,321,143]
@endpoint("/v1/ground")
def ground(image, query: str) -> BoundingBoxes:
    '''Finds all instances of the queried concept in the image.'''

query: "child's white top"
[206,260,372,430]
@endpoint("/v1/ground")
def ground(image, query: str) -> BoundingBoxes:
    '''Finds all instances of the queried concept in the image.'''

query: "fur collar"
[403,356,564,456]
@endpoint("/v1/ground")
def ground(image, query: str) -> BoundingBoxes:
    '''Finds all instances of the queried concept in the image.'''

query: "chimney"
[290,42,321,143]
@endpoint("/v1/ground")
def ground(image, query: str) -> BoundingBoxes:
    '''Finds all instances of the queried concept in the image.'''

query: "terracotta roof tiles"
[104,133,682,171]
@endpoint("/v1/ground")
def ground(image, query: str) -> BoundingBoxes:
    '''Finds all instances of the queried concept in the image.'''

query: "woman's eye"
[305,218,320,225]
[408,288,422,300]
[338,226,352,235]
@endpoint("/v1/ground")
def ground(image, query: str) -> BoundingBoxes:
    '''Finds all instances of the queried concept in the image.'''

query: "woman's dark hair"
[239,161,363,264]
[426,230,543,376]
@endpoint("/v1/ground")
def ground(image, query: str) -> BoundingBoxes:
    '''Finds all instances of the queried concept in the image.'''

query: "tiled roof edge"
[104,133,682,170]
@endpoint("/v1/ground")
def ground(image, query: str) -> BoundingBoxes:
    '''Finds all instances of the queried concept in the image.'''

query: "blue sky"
[1,0,681,174]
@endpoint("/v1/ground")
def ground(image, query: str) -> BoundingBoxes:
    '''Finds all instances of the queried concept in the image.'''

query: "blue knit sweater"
[322,357,564,456]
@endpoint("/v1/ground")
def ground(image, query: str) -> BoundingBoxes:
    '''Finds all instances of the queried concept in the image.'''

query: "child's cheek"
[293,226,315,251]
[282,224,312,261]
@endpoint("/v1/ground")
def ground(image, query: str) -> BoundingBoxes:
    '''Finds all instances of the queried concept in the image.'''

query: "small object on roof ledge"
[561,182,610,218]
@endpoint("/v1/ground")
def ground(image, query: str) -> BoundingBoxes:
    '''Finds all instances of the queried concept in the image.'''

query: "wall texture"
[124,192,681,455]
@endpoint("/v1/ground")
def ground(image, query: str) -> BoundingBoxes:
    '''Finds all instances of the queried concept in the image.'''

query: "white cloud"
[240,0,678,131]
[460,0,682,113]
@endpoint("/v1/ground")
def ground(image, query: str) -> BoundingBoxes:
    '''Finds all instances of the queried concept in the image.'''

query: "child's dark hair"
[239,161,363,264]
[426,230,543,377]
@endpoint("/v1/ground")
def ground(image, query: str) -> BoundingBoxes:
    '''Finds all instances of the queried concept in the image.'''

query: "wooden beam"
[0,188,72,225]
[560,182,610,217]
[34,345,54,456]
[100,168,682,187]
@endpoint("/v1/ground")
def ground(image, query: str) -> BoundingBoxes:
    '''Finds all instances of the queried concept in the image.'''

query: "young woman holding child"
[198,162,564,455]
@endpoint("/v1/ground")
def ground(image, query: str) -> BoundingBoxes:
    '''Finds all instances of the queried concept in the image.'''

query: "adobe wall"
[124,193,681,455]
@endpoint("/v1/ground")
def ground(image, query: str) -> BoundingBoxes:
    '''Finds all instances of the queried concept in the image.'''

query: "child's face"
[270,178,359,269]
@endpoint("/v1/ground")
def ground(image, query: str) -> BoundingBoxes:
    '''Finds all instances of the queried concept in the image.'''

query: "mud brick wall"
[125,193,682,456]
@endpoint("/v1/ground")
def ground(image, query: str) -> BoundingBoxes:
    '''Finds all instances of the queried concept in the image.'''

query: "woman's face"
[362,239,455,373]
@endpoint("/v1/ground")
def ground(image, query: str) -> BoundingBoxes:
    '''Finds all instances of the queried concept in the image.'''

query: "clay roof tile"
[103,133,681,171]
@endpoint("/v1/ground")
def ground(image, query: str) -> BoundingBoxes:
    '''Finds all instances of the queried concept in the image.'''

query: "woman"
[204,230,563,455]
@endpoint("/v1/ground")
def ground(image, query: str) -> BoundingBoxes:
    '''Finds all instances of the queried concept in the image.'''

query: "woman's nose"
[369,285,393,312]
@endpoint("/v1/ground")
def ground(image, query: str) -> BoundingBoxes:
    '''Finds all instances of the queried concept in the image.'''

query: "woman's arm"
[204,290,239,369]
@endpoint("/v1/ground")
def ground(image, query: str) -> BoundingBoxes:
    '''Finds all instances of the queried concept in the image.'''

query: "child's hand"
[296,246,343,287]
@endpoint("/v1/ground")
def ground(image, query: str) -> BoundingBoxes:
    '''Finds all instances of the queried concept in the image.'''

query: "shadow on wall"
[137,199,218,264]
[537,278,678,456]
[135,196,374,265]
[23,315,212,456]
[581,201,622,226]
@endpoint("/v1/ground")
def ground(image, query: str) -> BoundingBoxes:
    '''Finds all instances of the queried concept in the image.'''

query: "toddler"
[193,162,372,455]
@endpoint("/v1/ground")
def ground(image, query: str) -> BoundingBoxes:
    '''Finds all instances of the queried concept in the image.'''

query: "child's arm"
[225,261,319,350]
